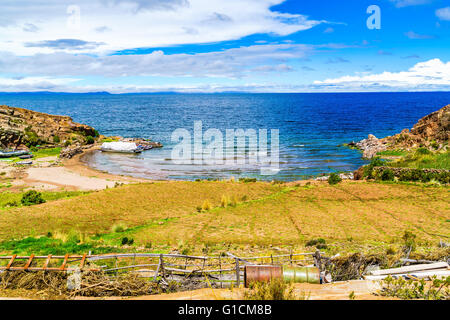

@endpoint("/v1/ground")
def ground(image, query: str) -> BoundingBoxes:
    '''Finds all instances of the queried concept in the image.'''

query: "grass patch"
[377,149,408,157]
[0,190,90,210]
[30,147,61,159]
[0,181,447,255]
[0,235,116,256]
[387,150,450,170]
[244,279,308,300]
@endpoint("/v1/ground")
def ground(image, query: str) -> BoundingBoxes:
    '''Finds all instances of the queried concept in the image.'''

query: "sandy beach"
[0,147,147,191]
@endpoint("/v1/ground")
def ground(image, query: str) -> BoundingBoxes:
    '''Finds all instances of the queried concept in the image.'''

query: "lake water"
[1,92,449,181]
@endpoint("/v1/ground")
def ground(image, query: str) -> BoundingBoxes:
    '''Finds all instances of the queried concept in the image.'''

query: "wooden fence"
[0,251,323,287]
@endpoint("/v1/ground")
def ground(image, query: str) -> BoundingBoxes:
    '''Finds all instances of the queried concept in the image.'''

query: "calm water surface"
[1,92,449,181]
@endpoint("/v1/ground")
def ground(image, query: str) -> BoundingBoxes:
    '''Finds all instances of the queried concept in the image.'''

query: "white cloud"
[0,76,79,92]
[0,44,312,78]
[0,0,324,55]
[436,7,450,21]
[390,0,430,8]
[404,31,435,39]
[313,59,450,91]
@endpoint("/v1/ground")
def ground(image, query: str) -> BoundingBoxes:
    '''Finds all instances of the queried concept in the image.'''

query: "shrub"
[430,140,439,150]
[201,200,212,211]
[181,247,191,255]
[398,169,432,182]
[111,223,127,233]
[380,169,395,181]
[64,140,71,147]
[416,147,431,155]
[121,237,134,245]
[85,136,95,144]
[379,276,449,300]
[244,279,306,300]
[220,195,229,208]
[24,127,40,147]
[305,238,326,248]
[239,177,257,183]
[328,173,342,185]
[386,247,397,255]
[435,171,450,184]
[363,157,385,179]
[53,135,60,144]
[402,230,416,253]
[5,201,18,208]
[93,129,100,138]
[21,190,46,206]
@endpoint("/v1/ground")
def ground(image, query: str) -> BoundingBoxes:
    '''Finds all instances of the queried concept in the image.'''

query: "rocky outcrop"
[60,145,84,159]
[355,134,387,159]
[410,105,449,142]
[354,105,449,158]
[0,105,97,149]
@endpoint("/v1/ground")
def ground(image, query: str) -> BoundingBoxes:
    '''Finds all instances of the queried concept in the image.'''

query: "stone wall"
[373,166,449,176]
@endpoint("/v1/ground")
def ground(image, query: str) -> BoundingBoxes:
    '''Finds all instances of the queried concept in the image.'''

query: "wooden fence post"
[235,258,240,287]
[154,255,162,281]
[219,255,222,288]
[160,254,166,280]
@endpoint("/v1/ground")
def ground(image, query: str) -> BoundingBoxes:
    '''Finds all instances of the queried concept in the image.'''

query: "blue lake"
[1,92,449,180]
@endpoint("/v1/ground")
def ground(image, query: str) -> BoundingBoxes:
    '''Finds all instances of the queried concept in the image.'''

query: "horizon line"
[1,90,450,95]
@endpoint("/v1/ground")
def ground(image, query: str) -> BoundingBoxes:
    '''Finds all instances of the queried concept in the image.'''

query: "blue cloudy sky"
[0,0,449,93]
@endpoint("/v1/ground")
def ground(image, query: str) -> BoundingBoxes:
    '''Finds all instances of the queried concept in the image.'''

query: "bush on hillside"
[416,147,431,155]
[24,127,41,147]
[363,157,385,179]
[380,169,395,181]
[85,135,95,144]
[328,173,342,185]
[21,190,46,206]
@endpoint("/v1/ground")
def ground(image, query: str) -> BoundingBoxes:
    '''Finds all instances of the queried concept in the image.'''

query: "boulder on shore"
[355,134,387,159]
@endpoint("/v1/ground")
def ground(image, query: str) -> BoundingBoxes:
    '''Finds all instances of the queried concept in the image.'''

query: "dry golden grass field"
[0,180,448,256]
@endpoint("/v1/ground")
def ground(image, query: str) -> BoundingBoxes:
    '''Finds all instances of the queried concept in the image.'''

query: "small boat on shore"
[19,154,33,159]
[100,142,142,154]
[0,150,30,158]
[16,160,33,165]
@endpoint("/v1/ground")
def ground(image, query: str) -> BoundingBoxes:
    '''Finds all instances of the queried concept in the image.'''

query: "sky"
[0,0,449,93]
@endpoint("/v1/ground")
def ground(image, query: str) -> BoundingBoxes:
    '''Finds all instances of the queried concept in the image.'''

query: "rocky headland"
[0,105,97,150]
[351,104,449,159]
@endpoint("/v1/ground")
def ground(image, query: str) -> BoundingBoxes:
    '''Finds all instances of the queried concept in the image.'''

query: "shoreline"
[64,146,151,184]
[1,146,341,193]
[0,146,151,192]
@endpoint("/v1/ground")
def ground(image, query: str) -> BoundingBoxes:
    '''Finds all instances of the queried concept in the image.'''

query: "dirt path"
[74,280,390,300]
